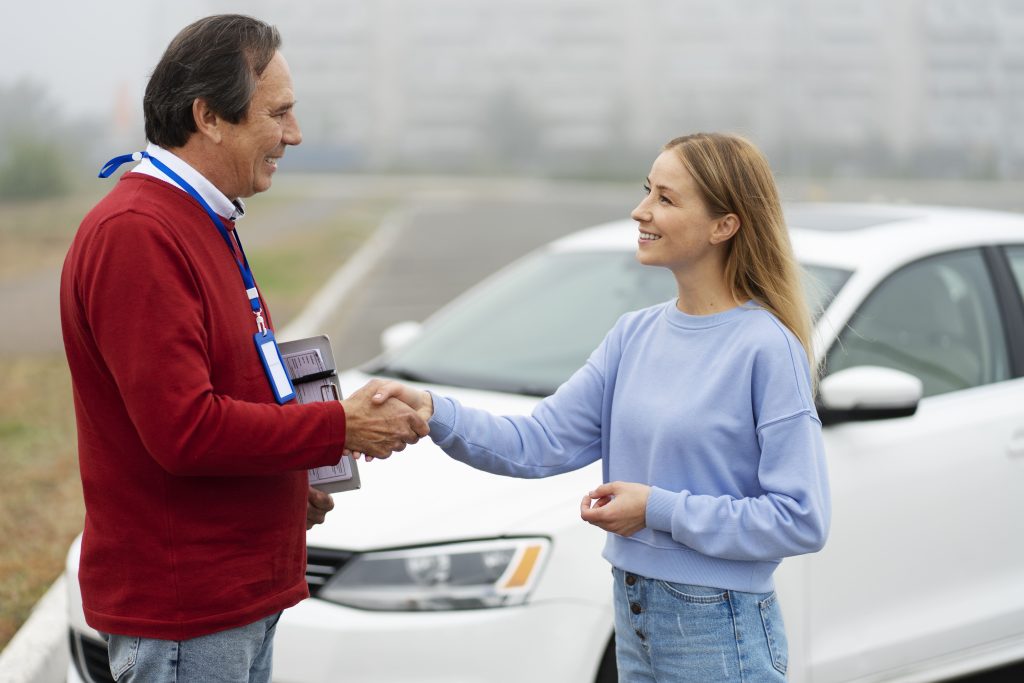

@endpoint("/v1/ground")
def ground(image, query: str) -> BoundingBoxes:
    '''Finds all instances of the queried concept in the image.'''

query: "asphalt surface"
[320,190,638,369]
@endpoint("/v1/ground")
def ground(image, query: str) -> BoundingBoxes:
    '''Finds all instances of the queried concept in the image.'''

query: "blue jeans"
[102,612,282,682]
[612,568,788,682]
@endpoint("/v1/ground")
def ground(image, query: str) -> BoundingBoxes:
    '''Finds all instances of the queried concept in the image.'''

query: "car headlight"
[317,538,550,611]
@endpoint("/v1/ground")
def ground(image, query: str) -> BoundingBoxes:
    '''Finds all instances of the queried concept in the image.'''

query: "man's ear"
[192,98,223,144]
[710,213,740,245]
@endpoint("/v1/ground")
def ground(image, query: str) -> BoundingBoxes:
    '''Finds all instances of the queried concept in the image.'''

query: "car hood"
[305,370,604,551]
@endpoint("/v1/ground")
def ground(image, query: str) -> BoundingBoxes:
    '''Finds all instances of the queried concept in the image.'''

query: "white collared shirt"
[133,143,245,220]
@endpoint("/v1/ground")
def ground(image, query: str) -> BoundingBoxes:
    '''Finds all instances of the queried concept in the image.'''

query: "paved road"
[320,189,638,369]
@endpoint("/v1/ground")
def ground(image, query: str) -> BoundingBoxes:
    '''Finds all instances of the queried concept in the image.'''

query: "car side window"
[1006,245,1024,302]
[826,249,1010,398]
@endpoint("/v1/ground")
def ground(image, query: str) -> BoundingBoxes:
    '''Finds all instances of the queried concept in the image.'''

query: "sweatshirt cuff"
[646,486,677,533]
[427,391,456,443]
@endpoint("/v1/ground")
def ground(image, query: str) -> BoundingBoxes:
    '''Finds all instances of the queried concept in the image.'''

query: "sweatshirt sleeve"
[77,211,346,477]
[646,411,830,561]
[645,324,831,561]
[426,329,616,478]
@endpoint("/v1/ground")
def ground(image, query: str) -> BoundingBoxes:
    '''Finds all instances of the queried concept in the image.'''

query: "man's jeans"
[612,568,788,681]
[102,612,282,683]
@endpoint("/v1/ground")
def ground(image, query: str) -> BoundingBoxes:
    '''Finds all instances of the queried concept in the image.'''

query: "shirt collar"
[133,143,245,221]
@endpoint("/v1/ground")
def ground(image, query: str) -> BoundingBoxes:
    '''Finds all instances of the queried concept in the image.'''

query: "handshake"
[340,379,434,461]
[306,380,430,529]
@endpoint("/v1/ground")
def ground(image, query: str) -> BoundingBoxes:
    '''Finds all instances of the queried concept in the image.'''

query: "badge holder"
[253,312,296,404]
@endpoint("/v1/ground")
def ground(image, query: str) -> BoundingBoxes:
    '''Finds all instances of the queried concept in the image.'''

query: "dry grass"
[0,186,105,279]
[0,355,82,648]
[0,188,389,650]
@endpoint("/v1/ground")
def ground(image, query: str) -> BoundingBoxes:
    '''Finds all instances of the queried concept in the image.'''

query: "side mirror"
[380,321,422,353]
[816,366,923,426]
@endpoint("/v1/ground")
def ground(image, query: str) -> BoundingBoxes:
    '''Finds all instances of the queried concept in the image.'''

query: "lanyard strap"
[99,151,267,332]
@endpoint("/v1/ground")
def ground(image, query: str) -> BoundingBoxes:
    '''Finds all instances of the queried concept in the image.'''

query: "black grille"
[306,546,354,597]
[69,629,114,683]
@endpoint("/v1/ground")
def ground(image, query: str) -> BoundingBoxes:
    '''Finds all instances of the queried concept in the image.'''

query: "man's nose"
[284,112,302,146]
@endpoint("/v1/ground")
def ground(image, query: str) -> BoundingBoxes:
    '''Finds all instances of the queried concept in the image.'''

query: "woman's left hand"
[580,481,651,537]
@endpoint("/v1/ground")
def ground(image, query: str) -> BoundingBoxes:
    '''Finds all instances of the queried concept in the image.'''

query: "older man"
[60,14,426,682]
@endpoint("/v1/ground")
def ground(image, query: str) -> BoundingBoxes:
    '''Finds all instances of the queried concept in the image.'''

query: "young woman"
[373,132,830,681]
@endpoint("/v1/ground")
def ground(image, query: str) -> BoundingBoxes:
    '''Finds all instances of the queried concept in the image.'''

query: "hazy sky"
[0,1,273,120]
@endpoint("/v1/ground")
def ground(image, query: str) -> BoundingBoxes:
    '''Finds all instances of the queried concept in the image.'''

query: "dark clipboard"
[278,335,361,493]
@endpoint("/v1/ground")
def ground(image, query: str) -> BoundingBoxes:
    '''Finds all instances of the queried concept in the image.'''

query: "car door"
[806,247,1024,681]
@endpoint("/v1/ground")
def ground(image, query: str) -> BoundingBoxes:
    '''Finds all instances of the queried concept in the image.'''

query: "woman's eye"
[642,183,651,195]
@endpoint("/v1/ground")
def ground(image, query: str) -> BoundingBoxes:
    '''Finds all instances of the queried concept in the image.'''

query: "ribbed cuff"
[646,486,678,533]
[426,391,456,443]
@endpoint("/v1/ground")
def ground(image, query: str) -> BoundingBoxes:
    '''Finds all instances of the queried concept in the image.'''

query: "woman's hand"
[370,381,434,423]
[363,382,434,462]
[580,481,651,537]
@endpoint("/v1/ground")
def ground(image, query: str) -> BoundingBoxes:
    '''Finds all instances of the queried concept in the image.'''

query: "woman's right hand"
[371,381,434,424]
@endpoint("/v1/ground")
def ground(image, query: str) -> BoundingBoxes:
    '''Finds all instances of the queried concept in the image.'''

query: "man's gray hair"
[143,14,281,148]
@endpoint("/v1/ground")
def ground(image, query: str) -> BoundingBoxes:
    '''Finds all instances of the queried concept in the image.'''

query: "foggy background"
[2,0,1023,196]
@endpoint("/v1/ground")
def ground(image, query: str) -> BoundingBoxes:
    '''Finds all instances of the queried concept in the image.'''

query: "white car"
[67,203,1024,682]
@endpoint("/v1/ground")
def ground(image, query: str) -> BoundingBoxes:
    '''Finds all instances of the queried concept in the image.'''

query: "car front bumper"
[272,595,611,683]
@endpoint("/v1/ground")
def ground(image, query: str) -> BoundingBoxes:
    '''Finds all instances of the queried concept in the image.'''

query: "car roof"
[548,202,1024,273]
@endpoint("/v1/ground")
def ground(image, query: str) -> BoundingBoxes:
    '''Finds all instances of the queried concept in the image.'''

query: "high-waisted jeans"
[612,567,788,682]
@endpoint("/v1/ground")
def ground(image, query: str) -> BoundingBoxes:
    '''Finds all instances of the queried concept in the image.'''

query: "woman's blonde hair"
[664,132,818,382]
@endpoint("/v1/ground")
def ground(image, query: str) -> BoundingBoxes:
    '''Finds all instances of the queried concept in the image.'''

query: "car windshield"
[373,250,850,395]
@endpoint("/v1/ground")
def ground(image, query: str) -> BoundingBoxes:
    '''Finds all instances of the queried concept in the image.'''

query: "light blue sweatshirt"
[428,300,830,593]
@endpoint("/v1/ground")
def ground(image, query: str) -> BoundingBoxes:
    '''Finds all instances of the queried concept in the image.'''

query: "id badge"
[254,329,296,404]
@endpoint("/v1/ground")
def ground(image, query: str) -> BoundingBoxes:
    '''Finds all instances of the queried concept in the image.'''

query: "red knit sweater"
[60,173,347,640]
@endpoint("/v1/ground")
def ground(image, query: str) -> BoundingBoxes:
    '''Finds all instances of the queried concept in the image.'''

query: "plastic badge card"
[278,335,361,493]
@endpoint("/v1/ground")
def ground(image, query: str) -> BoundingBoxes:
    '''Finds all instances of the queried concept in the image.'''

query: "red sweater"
[60,173,347,640]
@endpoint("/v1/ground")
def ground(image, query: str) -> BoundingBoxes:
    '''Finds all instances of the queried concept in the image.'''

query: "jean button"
[625,573,637,586]
[630,602,642,614]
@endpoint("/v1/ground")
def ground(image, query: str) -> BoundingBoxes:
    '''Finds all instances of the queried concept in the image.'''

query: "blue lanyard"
[99,152,267,333]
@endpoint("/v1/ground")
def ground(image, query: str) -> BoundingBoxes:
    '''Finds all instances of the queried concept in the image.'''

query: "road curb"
[0,576,69,683]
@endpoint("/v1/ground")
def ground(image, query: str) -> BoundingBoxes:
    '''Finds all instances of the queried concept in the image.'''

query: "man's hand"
[580,481,651,537]
[306,486,334,530]
[340,379,429,459]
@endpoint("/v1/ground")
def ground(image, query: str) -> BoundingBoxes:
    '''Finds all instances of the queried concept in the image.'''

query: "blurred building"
[205,0,1024,178]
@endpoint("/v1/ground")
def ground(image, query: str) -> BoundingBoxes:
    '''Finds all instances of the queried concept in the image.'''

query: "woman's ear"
[710,213,740,245]
[192,98,223,144]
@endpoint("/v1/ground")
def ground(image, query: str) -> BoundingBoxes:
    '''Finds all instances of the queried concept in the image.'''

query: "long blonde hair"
[664,133,817,382]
